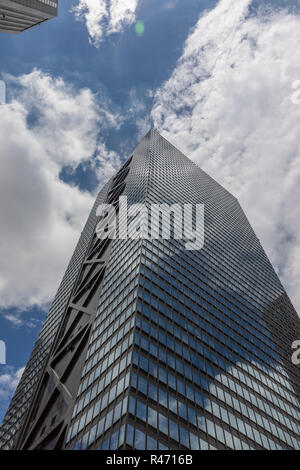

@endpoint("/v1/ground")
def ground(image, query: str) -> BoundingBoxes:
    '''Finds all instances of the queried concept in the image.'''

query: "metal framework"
[16,158,132,450]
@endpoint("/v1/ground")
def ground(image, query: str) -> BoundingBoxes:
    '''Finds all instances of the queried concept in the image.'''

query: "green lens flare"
[135,20,145,37]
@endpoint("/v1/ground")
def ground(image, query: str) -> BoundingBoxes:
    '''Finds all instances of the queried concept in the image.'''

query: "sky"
[0,0,300,425]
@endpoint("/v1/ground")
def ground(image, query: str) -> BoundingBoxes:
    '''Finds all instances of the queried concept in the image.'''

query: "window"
[126,424,134,447]
[137,400,147,421]
[179,426,189,447]
[135,429,146,449]
[158,413,168,435]
[147,436,157,450]
[169,420,178,442]
[148,407,157,428]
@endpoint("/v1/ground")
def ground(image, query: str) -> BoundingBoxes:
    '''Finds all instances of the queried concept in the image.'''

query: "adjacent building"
[0,129,299,450]
[0,0,57,34]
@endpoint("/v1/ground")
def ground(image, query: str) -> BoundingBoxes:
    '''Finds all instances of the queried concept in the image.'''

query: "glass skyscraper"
[1,129,299,450]
[0,0,58,34]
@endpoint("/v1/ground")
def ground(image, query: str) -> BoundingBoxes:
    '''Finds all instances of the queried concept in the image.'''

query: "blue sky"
[1,0,300,425]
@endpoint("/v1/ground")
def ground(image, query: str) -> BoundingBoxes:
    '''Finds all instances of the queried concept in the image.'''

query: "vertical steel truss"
[17,158,132,450]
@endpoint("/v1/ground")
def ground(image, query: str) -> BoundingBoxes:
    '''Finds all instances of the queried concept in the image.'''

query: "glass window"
[148,407,157,428]
[101,393,108,411]
[158,389,167,408]
[158,413,168,435]
[190,432,200,450]
[233,435,242,450]
[109,386,116,403]
[137,400,147,422]
[88,424,97,447]
[78,414,86,433]
[126,424,134,447]
[129,396,136,415]
[206,419,216,439]
[96,417,105,440]
[224,430,234,449]
[101,437,110,450]
[215,424,225,444]
[104,409,113,431]
[200,439,209,450]
[118,424,126,447]
[149,382,158,401]
[179,426,190,447]
[140,356,149,371]
[114,401,122,422]
[178,401,187,420]
[135,429,146,450]
[122,396,128,415]
[110,430,119,450]
[139,376,148,395]
[169,420,179,442]
[147,436,157,450]
[168,395,177,414]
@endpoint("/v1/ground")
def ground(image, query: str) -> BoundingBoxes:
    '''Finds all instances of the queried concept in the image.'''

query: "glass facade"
[1,129,300,450]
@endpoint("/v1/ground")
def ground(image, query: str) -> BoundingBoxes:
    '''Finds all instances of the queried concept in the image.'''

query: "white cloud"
[72,0,139,47]
[0,70,120,310]
[1,311,44,329]
[8,70,119,168]
[2,314,24,328]
[152,0,300,314]
[0,367,24,402]
[94,142,121,182]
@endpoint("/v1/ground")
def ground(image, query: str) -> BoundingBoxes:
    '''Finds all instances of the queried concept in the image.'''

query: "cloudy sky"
[0,0,300,424]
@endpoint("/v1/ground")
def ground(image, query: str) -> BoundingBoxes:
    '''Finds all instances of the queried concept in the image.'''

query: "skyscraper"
[0,0,58,34]
[1,129,299,450]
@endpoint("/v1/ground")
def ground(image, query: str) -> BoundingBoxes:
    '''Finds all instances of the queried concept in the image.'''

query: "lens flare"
[135,20,145,37]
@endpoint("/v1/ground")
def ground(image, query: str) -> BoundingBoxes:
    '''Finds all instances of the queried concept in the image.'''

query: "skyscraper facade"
[0,0,57,34]
[1,129,300,450]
